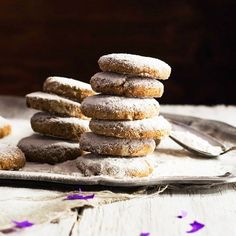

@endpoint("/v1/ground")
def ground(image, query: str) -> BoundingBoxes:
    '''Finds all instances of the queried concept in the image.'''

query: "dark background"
[0,0,235,104]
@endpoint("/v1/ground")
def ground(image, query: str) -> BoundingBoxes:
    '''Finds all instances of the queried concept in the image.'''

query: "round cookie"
[0,116,11,138]
[90,72,164,98]
[26,92,88,119]
[43,76,96,102]
[98,53,171,80]
[31,112,90,141]
[80,132,155,157]
[76,153,155,178]
[81,95,160,120]
[0,143,25,170]
[90,116,171,139]
[18,134,83,164]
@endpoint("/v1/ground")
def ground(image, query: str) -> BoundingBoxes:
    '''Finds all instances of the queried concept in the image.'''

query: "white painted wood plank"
[6,211,77,236]
[78,187,236,236]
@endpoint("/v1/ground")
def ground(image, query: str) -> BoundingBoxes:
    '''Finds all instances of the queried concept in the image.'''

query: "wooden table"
[1,104,236,236]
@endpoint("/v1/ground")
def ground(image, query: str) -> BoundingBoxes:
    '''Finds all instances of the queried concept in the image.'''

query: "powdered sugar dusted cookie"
[43,76,96,102]
[80,132,155,157]
[76,153,154,178]
[81,95,160,120]
[18,134,83,164]
[0,143,25,170]
[26,92,87,119]
[31,112,90,141]
[98,53,171,80]
[0,116,11,138]
[90,72,164,98]
[90,116,171,139]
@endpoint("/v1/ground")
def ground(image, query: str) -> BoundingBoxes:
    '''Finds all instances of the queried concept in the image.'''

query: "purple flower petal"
[177,210,188,218]
[186,220,205,233]
[65,193,95,200]
[140,233,150,236]
[12,220,34,229]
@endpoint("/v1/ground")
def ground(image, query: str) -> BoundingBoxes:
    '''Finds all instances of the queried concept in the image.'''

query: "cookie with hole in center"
[81,95,160,120]
[43,76,96,102]
[90,115,171,139]
[80,132,155,157]
[18,134,83,164]
[0,116,11,138]
[0,143,25,170]
[98,53,171,80]
[26,92,88,119]
[90,72,164,98]
[76,153,155,178]
[31,112,90,141]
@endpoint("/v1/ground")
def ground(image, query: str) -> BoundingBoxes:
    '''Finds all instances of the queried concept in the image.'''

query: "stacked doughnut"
[77,53,172,178]
[18,76,95,164]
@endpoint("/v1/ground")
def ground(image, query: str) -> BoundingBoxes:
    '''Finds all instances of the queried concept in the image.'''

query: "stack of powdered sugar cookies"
[18,76,95,164]
[77,53,172,178]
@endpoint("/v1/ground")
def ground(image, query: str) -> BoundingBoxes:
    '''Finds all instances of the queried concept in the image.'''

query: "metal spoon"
[168,120,236,158]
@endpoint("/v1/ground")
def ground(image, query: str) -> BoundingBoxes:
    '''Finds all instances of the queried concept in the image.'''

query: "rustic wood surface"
[0,104,236,236]
[78,186,236,236]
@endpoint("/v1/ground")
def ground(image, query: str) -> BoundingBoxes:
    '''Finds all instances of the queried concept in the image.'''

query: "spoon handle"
[222,146,236,155]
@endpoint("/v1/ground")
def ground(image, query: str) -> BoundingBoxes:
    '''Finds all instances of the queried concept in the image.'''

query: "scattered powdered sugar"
[45,76,92,90]
[172,131,223,155]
